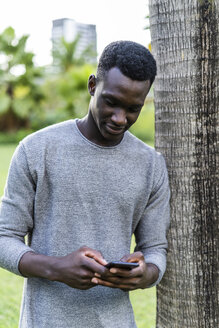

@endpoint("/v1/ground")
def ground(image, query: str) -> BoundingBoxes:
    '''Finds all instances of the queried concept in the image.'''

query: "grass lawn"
[0,144,18,196]
[0,269,23,328]
[0,143,156,328]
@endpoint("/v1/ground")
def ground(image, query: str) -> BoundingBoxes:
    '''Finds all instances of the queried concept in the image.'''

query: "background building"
[52,18,97,63]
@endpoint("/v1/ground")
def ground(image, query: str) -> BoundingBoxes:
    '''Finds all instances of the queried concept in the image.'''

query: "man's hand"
[52,246,108,289]
[91,251,159,291]
[19,246,107,290]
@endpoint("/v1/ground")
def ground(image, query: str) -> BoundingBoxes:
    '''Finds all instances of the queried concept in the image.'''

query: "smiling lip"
[105,124,125,135]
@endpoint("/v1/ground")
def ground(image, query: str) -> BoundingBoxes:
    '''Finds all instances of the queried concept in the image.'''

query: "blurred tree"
[52,35,96,73]
[0,27,44,131]
[33,31,97,129]
[37,34,96,129]
[38,64,94,129]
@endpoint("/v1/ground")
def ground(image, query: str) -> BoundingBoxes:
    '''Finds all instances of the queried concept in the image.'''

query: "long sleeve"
[0,121,171,327]
[134,154,170,287]
[0,143,35,275]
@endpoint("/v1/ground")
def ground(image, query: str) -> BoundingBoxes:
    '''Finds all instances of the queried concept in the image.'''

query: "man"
[0,41,170,327]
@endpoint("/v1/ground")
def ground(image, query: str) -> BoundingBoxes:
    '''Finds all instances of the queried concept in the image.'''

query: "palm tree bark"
[149,0,219,327]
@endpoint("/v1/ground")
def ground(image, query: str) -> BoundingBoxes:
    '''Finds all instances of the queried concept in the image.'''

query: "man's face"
[88,67,151,146]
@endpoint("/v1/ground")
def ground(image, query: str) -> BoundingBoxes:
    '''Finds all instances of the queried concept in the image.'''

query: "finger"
[109,266,141,277]
[83,256,107,275]
[92,273,140,285]
[84,249,107,266]
[94,269,117,279]
[93,267,132,279]
[91,277,137,290]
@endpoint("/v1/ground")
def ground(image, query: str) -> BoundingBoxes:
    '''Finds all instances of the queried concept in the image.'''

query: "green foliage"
[144,14,150,30]
[0,129,33,145]
[0,144,17,196]
[0,27,97,133]
[36,64,94,130]
[0,27,44,131]
[0,27,154,146]
[53,34,94,72]
[53,35,81,72]
[0,88,10,114]
[130,100,155,144]
[52,35,96,72]
[39,33,96,128]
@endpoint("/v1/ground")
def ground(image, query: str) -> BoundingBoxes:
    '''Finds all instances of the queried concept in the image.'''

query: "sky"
[0,0,150,66]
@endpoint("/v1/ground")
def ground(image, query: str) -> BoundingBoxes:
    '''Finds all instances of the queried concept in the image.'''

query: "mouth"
[105,123,125,135]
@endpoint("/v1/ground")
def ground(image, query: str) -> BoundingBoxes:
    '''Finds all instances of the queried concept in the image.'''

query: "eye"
[105,98,115,107]
[128,106,142,113]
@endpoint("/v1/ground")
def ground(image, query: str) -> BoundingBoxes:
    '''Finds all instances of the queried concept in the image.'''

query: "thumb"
[120,251,144,263]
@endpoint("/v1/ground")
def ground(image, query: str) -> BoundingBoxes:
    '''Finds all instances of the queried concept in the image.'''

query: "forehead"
[100,67,150,101]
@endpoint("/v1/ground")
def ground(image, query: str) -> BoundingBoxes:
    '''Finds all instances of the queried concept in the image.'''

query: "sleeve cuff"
[16,248,35,277]
[144,251,167,287]
[0,237,34,277]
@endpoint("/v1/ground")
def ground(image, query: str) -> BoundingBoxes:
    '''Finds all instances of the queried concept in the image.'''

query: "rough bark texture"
[149,1,219,327]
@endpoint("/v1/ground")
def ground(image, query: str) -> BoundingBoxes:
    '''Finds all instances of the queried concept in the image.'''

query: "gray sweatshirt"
[0,119,170,328]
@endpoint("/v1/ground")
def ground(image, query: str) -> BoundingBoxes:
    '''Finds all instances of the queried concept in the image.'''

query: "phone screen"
[105,261,139,270]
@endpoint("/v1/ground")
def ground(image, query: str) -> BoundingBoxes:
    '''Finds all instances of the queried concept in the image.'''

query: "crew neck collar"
[73,119,127,149]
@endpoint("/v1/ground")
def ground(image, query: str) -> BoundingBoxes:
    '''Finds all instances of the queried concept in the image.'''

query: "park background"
[0,1,157,327]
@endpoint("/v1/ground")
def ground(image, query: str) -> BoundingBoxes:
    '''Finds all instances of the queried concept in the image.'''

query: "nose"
[111,108,127,126]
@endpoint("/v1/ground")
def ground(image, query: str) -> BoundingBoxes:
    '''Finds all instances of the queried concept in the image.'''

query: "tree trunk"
[149,0,219,327]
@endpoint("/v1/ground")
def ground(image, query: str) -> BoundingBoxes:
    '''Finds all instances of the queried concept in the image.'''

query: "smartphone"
[105,261,139,270]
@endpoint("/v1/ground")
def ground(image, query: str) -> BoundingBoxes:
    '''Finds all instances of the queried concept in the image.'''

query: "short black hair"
[97,40,157,85]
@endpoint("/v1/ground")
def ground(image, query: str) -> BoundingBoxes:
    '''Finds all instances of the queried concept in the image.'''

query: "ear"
[88,74,96,96]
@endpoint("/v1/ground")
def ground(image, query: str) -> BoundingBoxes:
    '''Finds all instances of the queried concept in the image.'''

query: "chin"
[103,131,124,143]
